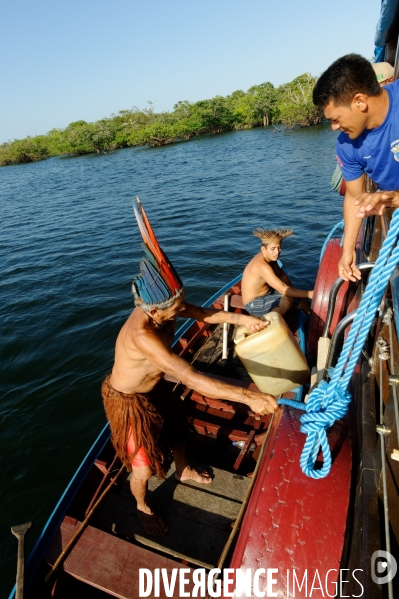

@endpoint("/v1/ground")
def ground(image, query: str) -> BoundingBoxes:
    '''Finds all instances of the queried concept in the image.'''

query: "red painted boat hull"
[228,408,352,598]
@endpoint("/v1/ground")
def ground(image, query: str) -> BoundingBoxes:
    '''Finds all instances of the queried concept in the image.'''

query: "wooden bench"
[213,294,245,310]
[46,520,194,598]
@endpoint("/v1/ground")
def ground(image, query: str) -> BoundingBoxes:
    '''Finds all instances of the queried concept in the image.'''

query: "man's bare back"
[110,307,175,394]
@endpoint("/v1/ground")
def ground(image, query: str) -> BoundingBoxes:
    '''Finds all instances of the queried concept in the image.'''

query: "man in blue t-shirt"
[313,54,399,282]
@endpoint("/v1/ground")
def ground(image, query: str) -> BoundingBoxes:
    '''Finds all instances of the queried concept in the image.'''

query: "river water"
[0,124,342,595]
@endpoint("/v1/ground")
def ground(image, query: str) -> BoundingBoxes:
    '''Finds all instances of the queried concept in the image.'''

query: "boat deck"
[91,463,250,569]
[44,427,258,598]
[43,352,266,599]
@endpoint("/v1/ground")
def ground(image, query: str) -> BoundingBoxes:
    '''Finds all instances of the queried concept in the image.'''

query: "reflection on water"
[0,124,341,593]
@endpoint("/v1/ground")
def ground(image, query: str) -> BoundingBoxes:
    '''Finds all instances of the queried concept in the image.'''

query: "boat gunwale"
[8,423,111,599]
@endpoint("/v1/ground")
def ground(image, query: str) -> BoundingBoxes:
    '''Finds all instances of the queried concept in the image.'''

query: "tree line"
[0,74,323,166]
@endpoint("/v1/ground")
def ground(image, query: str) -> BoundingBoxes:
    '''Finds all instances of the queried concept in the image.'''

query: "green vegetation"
[0,74,322,166]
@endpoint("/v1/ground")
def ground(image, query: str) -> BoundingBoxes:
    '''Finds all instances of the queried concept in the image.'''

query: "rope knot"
[298,380,351,479]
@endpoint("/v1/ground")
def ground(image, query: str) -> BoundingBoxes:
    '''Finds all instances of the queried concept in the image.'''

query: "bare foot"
[137,505,168,536]
[175,465,212,484]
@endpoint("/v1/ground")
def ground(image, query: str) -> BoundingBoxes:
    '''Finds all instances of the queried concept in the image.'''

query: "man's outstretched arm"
[180,303,269,333]
[255,263,313,299]
[134,328,278,415]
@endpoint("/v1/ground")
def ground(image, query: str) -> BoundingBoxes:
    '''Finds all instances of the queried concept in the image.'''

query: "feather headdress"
[253,227,294,245]
[131,197,183,310]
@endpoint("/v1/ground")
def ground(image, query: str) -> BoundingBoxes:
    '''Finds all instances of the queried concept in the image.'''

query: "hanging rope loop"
[279,209,399,479]
[319,220,344,264]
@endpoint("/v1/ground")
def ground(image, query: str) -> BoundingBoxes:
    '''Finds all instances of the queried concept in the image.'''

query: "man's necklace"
[149,316,174,334]
[150,317,163,328]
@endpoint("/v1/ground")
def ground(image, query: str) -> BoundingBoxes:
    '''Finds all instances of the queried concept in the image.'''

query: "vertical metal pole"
[386,314,399,450]
[377,331,393,599]
[222,293,231,359]
[378,428,394,599]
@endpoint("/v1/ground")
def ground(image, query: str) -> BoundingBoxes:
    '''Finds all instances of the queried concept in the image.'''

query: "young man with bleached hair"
[241,228,313,317]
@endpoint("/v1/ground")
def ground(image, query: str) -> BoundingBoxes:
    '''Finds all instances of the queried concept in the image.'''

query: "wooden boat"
[8,268,354,599]
[8,219,399,598]
[8,209,399,595]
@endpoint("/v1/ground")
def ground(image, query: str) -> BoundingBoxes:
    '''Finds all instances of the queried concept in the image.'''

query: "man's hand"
[338,250,361,282]
[247,392,278,415]
[308,290,314,299]
[354,190,399,218]
[242,315,269,334]
[297,297,312,315]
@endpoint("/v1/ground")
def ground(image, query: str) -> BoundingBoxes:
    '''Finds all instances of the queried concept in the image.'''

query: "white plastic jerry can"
[234,311,310,396]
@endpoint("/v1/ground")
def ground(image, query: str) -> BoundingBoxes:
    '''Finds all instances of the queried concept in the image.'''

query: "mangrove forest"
[0,73,323,166]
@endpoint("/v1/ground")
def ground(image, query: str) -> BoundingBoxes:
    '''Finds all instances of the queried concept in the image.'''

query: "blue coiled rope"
[278,209,399,479]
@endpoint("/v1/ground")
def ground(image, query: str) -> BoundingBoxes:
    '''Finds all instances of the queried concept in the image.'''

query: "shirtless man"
[102,199,278,537]
[241,228,313,317]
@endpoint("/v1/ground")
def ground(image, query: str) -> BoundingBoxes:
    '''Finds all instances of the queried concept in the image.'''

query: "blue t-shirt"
[336,79,399,190]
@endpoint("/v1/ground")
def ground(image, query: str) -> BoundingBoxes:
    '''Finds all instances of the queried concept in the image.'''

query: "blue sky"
[0,0,381,143]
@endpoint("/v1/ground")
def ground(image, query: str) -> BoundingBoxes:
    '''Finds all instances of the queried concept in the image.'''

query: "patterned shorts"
[244,289,282,317]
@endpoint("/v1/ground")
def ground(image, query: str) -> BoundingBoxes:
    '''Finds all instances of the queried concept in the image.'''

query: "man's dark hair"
[313,54,382,108]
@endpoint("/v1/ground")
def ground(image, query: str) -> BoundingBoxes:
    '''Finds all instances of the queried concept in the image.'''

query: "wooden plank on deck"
[46,521,192,599]
[124,463,251,504]
[92,492,227,568]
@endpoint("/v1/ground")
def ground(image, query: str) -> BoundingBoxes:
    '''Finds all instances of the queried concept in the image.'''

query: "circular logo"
[371,550,397,585]
[390,141,399,162]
